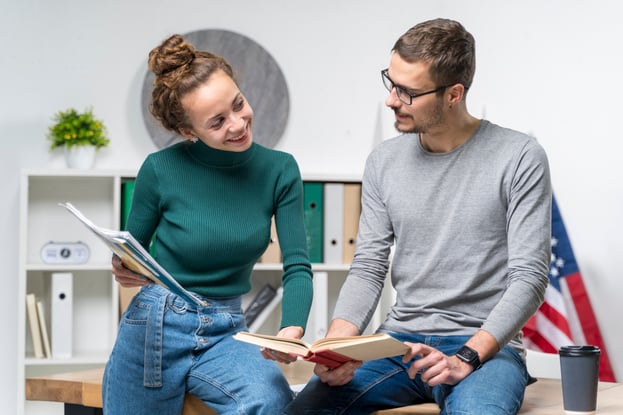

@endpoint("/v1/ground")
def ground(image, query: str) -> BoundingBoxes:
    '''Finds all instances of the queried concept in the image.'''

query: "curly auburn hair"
[147,34,237,134]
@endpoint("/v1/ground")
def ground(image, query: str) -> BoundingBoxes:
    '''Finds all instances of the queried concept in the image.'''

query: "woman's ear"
[178,128,195,140]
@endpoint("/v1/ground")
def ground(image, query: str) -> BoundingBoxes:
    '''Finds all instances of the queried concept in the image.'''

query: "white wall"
[2,0,622,411]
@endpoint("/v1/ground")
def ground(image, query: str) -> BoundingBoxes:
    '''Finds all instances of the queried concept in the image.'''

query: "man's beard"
[394,98,445,134]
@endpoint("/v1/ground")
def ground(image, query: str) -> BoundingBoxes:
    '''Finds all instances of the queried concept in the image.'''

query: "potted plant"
[47,107,110,168]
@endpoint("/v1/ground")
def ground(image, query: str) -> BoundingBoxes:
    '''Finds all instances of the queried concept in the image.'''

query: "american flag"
[523,195,616,382]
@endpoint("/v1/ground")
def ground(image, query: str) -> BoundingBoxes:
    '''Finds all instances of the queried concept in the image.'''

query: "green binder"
[303,182,323,263]
[120,180,135,231]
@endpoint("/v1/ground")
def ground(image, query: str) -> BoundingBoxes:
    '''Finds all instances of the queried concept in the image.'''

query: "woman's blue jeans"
[284,333,530,415]
[102,284,292,414]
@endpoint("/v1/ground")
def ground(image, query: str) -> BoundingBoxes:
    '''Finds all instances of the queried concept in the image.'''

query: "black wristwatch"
[455,345,482,371]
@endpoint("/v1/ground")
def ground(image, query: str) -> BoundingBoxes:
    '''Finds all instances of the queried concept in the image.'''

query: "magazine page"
[59,202,206,307]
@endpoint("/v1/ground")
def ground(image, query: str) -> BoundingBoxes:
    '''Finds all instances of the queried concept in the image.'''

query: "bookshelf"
[17,169,134,415]
[17,169,388,414]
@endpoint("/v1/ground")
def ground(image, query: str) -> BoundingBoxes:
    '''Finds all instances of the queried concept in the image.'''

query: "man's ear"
[448,83,466,104]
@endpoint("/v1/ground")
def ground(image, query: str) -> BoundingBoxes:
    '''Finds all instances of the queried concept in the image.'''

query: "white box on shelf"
[50,272,73,359]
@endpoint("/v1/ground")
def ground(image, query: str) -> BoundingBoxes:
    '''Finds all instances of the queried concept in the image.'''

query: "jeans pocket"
[123,297,151,325]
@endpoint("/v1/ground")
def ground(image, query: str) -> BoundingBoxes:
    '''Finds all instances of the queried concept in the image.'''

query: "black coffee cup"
[559,345,600,414]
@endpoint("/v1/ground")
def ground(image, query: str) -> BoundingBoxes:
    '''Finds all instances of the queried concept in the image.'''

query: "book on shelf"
[233,332,409,369]
[36,299,52,358]
[59,202,206,307]
[25,293,45,358]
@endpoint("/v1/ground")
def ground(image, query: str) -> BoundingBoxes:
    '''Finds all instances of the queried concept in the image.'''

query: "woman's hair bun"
[148,34,196,76]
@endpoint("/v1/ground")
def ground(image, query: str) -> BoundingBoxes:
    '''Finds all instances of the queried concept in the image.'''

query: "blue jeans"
[103,284,292,415]
[284,333,530,415]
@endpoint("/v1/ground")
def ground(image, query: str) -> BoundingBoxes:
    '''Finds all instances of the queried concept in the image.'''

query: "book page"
[233,332,311,356]
[310,333,409,361]
[233,331,410,364]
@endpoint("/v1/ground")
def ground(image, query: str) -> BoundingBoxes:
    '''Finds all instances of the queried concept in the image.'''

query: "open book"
[59,202,206,307]
[233,332,409,368]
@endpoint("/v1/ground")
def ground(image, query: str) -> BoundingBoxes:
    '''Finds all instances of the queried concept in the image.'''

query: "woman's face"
[180,70,254,152]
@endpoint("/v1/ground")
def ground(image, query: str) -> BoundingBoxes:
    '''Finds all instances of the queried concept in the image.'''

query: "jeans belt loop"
[143,291,168,387]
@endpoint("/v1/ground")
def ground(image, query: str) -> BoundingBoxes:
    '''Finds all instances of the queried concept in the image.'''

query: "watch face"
[456,346,482,370]
[459,347,477,360]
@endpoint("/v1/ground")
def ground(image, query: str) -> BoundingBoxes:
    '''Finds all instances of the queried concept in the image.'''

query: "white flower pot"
[64,146,96,169]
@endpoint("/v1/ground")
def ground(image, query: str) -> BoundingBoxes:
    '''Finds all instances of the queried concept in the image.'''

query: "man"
[285,18,551,414]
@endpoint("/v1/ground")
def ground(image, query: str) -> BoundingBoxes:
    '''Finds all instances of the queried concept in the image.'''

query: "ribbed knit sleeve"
[271,155,314,330]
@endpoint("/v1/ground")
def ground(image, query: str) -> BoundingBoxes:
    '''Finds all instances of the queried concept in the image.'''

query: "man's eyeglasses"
[381,69,450,105]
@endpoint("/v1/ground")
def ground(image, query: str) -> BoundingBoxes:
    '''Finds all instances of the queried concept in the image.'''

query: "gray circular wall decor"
[141,29,290,149]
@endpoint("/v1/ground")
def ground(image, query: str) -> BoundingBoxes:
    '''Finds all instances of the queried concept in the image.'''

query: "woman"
[102,34,313,414]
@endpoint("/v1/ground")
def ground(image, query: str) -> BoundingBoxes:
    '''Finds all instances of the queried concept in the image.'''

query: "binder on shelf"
[323,183,345,264]
[310,272,328,339]
[260,216,281,263]
[120,179,135,231]
[50,272,73,359]
[244,284,278,326]
[36,299,52,358]
[342,183,361,263]
[25,293,44,359]
[303,182,323,263]
[248,287,283,333]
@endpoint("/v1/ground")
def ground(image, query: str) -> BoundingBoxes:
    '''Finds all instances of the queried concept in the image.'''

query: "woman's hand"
[111,254,150,288]
[261,326,304,364]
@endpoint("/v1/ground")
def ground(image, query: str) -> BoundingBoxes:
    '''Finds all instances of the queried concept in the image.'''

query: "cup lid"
[559,345,600,356]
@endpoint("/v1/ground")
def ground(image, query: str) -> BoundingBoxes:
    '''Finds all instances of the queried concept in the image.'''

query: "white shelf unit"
[18,170,379,414]
[17,169,135,415]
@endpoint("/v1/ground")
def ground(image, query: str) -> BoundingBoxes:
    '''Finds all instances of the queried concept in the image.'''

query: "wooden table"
[374,378,623,414]
[26,367,623,414]
[26,362,315,415]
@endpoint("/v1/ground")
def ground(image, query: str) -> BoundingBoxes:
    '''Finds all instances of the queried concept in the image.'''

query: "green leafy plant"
[47,107,110,150]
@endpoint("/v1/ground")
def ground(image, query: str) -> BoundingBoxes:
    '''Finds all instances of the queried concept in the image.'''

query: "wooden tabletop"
[25,361,315,411]
[26,368,104,408]
[520,378,623,414]
[26,367,623,414]
[374,378,623,414]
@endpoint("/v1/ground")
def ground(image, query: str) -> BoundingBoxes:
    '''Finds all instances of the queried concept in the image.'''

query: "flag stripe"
[537,295,572,338]
[565,272,616,381]
[523,195,616,382]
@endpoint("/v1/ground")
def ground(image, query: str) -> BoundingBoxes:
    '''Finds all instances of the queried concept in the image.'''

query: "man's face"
[384,54,446,134]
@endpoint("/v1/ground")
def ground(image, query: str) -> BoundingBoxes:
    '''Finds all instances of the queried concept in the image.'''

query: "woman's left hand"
[260,326,304,364]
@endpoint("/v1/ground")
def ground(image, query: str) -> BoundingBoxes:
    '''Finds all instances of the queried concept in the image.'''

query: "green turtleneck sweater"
[127,141,313,330]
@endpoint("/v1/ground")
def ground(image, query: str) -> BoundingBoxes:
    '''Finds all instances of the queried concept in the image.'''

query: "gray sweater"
[333,120,551,354]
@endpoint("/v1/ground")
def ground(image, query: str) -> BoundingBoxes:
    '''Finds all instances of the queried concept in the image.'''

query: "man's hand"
[112,254,150,288]
[312,318,363,386]
[402,343,472,386]
[314,360,363,386]
[261,326,304,364]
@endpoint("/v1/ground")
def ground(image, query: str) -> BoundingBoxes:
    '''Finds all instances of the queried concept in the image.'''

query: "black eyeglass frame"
[381,69,452,105]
